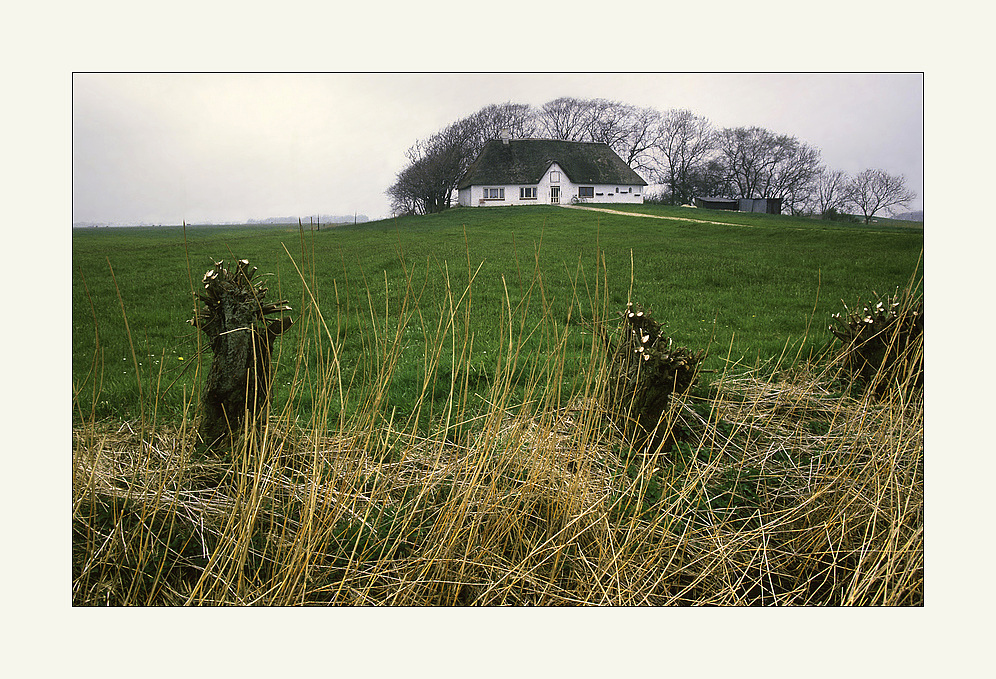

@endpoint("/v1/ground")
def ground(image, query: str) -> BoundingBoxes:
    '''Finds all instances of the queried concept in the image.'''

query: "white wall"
[459,162,644,207]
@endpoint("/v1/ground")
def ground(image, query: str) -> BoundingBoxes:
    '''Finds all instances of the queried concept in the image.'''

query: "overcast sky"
[72,73,923,225]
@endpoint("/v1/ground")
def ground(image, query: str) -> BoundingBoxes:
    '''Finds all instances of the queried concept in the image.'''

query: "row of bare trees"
[387,97,916,222]
[815,168,918,223]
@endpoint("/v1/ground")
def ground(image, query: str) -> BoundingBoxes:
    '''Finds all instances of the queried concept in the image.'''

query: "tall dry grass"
[72,247,923,606]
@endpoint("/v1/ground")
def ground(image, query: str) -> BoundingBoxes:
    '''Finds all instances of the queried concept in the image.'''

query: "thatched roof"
[458,139,647,189]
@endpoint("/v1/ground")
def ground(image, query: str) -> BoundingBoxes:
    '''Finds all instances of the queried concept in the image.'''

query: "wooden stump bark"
[189,259,293,447]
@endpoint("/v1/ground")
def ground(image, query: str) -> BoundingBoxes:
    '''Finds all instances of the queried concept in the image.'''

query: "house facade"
[458,138,647,207]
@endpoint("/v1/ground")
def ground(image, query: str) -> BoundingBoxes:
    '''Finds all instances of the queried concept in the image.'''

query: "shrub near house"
[458,136,647,207]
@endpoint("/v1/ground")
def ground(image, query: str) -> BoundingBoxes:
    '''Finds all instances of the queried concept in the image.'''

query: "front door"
[550,186,560,204]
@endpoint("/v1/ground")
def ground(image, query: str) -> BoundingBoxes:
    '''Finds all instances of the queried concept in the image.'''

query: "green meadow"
[73,205,922,427]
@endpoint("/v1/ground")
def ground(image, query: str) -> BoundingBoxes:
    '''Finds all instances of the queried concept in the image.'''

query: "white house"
[457,137,647,207]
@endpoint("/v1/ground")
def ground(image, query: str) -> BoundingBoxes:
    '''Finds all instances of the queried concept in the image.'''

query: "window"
[579,186,594,199]
[483,187,504,200]
[520,187,537,200]
[550,171,560,183]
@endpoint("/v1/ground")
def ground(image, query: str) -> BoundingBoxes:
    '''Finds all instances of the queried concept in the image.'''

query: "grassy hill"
[73,204,922,426]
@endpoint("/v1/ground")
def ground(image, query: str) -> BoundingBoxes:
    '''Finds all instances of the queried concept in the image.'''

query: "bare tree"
[717,126,822,213]
[602,105,662,175]
[584,99,633,146]
[846,169,917,223]
[779,154,822,216]
[812,168,851,217]
[387,120,475,215]
[653,109,717,204]
[465,102,538,143]
[537,96,598,141]
[682,158,729,203]
[388,162,435,216]
[536,98,658,170]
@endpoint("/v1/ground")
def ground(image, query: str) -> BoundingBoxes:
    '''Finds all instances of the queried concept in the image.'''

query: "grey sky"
[72,73,923,224]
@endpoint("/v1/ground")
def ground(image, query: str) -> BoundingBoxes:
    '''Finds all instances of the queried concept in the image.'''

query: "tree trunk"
[190,259,293,447]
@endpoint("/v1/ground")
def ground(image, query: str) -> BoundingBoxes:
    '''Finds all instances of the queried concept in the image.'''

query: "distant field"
[72,205,923,426]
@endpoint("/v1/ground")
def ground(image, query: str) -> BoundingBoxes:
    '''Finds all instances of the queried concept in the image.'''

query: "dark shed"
[694,197,739,210]
[693,197,783,214]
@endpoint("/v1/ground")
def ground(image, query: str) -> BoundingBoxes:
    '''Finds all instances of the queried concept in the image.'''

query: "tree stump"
[599,302,704,454]
[190,259,293,447]
[828,289,923,396]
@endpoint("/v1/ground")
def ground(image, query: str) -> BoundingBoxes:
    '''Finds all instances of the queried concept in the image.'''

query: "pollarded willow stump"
[598,302,705,454]
[190,259,293,447]
[828,289,923,396]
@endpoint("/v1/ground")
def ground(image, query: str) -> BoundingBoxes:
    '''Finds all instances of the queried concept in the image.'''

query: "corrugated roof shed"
[458,139,647,189]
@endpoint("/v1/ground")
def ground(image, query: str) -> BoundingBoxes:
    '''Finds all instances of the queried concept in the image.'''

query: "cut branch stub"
[190,259,293,447]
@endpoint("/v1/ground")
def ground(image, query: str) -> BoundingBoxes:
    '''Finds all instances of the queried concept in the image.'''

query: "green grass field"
[72,204,924,606]
[73,204,922,429]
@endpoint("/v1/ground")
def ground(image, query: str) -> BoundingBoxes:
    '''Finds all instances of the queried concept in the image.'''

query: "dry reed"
[72,344,922,606]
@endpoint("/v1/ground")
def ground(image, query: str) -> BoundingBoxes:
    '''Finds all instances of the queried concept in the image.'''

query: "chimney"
[500,128,511,145]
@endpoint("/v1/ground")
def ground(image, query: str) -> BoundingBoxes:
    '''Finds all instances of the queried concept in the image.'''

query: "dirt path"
[560,204,918,235]
[560,203,743,227]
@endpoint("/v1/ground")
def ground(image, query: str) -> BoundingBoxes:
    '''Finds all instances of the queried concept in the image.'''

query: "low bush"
[821,207,859,222]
